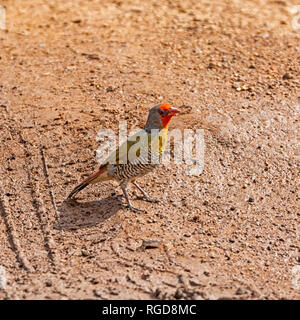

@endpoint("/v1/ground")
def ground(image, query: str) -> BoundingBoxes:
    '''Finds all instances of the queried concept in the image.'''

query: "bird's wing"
[101,128,168,166]
[103,129,148,165]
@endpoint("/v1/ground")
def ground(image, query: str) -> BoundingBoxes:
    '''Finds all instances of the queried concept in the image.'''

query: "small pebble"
[142,239,159,249]
[45,280,52,287]
[282,73,292,80]
[236,288,247,295]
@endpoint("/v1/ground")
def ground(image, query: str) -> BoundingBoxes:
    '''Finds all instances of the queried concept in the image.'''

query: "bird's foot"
[67,197,78,204]
[145,197,159,203]
[136,195,159,203]
[123,204,147,213]
[115,194,123,203]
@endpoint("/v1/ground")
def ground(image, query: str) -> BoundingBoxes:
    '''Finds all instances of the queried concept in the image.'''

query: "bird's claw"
[135,195,160,203]
[123,204,147,213]
[145,197,159,203]
[116,194,123,203]
[67,197,79,204]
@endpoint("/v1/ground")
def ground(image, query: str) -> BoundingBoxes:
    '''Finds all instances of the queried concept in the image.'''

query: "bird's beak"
[169,107,180,115]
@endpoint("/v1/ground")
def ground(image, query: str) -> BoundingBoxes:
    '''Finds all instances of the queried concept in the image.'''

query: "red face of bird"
[158,104,180,128]
[144,104,180,131]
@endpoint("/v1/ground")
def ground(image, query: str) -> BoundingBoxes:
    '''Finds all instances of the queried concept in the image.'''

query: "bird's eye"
[159,109,164,116]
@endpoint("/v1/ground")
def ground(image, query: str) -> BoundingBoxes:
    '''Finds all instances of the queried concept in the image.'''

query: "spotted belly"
[106,134,163,181]
[108,162,158,181]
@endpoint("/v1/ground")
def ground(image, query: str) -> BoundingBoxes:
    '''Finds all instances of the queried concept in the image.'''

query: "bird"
[67,104,180,212]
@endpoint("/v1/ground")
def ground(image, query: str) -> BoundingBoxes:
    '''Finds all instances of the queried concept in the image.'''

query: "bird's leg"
[120,181,146,213]
[132,181,159,203]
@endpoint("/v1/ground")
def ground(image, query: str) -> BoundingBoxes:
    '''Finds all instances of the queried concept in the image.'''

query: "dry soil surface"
[0,0,299,299]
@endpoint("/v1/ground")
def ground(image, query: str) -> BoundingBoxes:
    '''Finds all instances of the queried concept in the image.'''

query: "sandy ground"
[0,0,299,299]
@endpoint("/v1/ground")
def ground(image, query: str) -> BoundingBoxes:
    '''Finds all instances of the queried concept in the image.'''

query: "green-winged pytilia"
[67,104,180,212]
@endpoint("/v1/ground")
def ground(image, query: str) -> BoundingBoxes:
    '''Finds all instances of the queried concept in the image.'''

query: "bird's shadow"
[55,194,122,231]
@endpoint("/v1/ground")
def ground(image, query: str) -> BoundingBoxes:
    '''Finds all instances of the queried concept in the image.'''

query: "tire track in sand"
[0,120,59,273]
[19,132,59,270]
[0,180,33,272]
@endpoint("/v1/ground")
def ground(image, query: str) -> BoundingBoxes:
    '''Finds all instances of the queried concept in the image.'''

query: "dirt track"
[0,0,299,299]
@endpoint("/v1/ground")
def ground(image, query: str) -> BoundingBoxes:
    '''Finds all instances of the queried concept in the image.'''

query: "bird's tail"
[67,166,108,199]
